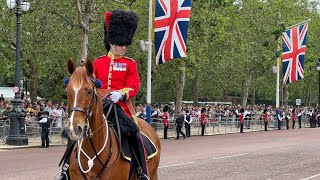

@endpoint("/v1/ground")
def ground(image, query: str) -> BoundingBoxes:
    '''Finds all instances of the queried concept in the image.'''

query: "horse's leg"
[137,119,161,180]
[152,170,158,180]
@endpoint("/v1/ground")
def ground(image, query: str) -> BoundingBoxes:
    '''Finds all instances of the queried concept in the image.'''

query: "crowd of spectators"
[1,93,319,130]
[135,103,318,125]
[0,95,67,128]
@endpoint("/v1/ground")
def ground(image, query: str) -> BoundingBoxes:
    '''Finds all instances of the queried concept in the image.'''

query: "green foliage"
[1,0,320,105]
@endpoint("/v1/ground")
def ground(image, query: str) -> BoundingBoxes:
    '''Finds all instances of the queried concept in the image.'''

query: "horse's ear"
[67,59,76,74]
[85,59,94,75]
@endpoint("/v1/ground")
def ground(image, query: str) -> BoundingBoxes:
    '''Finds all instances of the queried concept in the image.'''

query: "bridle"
[67,81,97,138]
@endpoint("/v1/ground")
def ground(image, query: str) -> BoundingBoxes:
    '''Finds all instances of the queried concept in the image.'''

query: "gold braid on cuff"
[132,115,139,125]
[118,88,134,100]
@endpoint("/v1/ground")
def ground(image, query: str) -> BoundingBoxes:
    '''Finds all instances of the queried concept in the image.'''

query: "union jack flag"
[282,22,308,84]
[154,0,192,65]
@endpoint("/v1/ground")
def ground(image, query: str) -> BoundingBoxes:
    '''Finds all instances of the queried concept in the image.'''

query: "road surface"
[1,128,320,180]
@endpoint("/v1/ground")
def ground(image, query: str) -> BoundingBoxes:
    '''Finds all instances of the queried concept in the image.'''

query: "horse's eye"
[88,89,93,94]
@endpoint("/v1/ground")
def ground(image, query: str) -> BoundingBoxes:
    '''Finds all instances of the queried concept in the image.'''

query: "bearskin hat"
[240,108,244,113]
[104,10,139,51]
[201,107,206,114]
[163,105,169,112]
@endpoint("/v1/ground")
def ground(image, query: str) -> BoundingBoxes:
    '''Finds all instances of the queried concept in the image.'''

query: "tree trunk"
[192,72,199,105]
[241,72,252,107]
[26,57,37,103]
[223,89,229,102]
[78,30,89,64]
[75,0,92,64]
[304,87,307,106]
[175,61,186,118]
[251,88,256,105]
[309,91,312,107]
[284,84,289,112]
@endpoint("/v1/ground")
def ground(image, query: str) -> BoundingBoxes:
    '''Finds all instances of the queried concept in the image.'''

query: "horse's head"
[65,59,101,140]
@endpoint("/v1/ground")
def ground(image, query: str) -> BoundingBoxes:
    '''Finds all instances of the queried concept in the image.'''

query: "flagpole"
[285,18,311,30]
[146,0,153,124]
[276,12,281,109]
[276,18,311,108]
[276,37,280,108]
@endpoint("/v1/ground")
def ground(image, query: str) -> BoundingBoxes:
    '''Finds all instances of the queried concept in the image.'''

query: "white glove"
[110,91,123,103]
[39,118,48,123]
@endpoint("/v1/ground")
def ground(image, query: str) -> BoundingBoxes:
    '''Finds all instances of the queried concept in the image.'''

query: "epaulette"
[95,54,108,60]
[124,56,136,62]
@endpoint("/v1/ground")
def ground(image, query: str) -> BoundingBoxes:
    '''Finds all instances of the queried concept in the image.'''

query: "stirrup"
[54,163,69,180]
[137,167,149,180]
[54,170,68,180]
[138,173,150,180]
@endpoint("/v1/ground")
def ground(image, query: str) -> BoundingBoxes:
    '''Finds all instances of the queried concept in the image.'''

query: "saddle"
[118,130,158,162]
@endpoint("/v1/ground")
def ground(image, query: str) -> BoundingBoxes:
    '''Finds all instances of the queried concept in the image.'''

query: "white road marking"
[159,153,249,169]
[300,174,320,180]
[159,162,195,169]
[212,153,249,160]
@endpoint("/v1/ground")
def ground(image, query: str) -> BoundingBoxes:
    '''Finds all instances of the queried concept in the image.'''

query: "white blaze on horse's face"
[69,87,80,131]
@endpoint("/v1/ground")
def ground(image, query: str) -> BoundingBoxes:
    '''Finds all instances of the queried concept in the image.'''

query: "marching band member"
[240,108,244,133]
[200,108,207,136]
[162,105,170,139]
[291,109,296,129]
[263,109,268,131]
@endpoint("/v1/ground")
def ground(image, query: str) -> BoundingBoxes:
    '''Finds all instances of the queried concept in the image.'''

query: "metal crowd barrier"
[150,115,313,136]
[0,115,315,144]
[0,119,68,144]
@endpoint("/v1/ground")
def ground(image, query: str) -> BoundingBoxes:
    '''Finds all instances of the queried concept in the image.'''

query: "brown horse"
[65,59,161,180]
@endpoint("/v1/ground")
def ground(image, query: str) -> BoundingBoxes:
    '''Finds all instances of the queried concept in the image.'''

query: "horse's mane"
[69,67,92,88]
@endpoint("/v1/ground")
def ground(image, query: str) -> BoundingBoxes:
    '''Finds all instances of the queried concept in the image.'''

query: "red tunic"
[200,114,207,125]
[263,113,268,122]
[94,53,140,117]
[162,113,169,127]
[240,114,244,124]
[291,113,295,122]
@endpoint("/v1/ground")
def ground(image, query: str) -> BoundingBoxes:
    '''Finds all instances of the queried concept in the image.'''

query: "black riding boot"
[56,138,74,180]
[132,132,149,180]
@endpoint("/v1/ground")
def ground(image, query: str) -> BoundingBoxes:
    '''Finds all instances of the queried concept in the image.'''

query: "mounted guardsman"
[57,10,153,180]
[95,9,150,180]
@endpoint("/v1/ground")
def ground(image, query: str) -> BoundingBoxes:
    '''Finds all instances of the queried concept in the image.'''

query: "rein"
[68,86,122,178]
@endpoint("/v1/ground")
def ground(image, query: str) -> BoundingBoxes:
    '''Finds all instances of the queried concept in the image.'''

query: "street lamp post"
[6,0,30,145]
[316,59,320,127]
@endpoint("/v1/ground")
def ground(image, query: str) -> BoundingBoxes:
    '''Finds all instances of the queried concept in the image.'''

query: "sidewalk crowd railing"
[0,115,313,145]
[150,115,312,135]
[0,119,68,145]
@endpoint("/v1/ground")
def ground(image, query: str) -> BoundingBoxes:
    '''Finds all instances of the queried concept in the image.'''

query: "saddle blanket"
[121,132,158,162]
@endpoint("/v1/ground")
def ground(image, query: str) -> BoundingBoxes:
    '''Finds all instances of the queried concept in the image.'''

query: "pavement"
[0,124,280,150]
[0,135,67,150]
[0,127,319,180]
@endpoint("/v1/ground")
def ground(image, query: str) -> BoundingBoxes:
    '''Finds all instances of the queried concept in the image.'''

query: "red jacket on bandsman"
[162,113,169,127]
[200,114,207,125]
